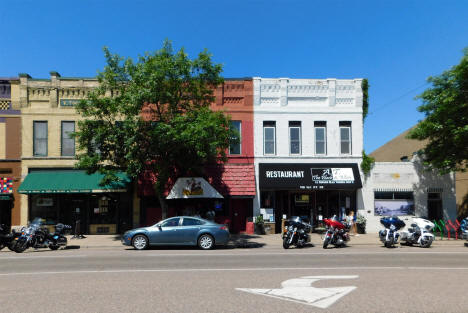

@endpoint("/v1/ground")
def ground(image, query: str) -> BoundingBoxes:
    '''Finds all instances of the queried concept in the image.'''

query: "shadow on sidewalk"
[228,234,266,249]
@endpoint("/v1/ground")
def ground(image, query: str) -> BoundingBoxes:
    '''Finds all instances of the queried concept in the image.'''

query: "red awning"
[206,164,256,197]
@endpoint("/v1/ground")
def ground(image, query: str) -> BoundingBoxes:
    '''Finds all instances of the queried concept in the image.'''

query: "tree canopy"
[74,40,233,216]
[408,48,468,173]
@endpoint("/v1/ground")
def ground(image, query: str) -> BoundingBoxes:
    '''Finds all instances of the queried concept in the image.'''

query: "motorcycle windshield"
[30,218,45,227]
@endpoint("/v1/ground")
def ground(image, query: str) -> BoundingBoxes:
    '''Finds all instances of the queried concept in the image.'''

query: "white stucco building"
[252,77,365,232]
[362,157,457,233]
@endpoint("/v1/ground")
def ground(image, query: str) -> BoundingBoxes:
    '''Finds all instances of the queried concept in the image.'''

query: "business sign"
[259,163,362,190]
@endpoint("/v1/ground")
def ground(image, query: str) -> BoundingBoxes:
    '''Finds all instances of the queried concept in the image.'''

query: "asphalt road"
[1,245,467,313]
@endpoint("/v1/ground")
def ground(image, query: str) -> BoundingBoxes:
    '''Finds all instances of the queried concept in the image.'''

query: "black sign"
[259,163,362,190]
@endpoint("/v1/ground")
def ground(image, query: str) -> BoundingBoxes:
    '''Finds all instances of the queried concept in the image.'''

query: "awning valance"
[166,177,223,199]
[373,187,413,192]
[18,170,130,194]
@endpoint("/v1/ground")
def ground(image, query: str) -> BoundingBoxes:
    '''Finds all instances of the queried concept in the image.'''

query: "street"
[1,244,467,313]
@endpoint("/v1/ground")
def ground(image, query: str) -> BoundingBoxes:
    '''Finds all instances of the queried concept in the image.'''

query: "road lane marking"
[237,275,358,309]
[0,255,87,260]
[2,266,468,276]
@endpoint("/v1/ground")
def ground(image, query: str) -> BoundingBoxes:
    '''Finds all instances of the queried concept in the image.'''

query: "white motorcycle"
[400,217,434,248]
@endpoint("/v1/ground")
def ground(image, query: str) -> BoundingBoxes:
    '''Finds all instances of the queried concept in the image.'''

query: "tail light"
[220,226,228,231]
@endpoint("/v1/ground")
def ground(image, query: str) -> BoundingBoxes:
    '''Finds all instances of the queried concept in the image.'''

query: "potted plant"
[254,215,266,235]
[356,214,367,234]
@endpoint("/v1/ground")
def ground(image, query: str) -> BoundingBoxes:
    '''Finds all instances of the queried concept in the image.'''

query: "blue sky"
[1,0,467,153]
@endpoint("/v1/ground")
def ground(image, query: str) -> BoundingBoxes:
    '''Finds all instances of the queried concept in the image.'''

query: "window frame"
[263,125,276,155]
[33,121,48,157]
[340,126,351,155]
[314,126,327,155]
[229,120,242,155]
[289,125,301,155]
[61,121,76,157]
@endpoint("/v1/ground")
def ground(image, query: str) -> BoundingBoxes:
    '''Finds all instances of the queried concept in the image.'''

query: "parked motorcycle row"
[283,215,464,249]
[282,215,350,249]
[0,218,71,253]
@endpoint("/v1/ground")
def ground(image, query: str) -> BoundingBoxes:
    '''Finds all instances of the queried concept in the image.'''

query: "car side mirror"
[157,224,162,230]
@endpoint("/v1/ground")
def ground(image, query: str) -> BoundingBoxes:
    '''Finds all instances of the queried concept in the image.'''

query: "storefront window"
[374,191,414,216]
[30,195,58,225]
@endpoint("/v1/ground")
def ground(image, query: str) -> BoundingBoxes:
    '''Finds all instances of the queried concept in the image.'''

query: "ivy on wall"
[361,150,375,177]
[362,78,369,121]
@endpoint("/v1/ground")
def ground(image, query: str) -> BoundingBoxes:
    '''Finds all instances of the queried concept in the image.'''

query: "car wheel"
[198,234,214,250]
[132,234,149,250]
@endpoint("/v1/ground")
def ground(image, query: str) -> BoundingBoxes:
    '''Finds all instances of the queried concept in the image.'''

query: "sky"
[1,0,467,153]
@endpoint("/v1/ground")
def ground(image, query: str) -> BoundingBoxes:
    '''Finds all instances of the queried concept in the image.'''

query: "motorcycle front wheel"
[323,237,330,249]
[49,244,59,250]
[14,239,28,253]
[420,237,433,248]
[283,237,291,249]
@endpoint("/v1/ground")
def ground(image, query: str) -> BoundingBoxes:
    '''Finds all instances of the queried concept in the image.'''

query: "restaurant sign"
[260,163,362,190]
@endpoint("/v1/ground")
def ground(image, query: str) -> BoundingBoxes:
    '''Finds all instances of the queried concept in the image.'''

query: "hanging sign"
[0,177,13,194]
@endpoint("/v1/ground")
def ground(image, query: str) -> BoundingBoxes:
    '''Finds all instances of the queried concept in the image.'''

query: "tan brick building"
[16,72,134,234]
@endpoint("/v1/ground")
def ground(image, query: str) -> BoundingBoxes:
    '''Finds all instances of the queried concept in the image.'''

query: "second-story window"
[33,121,48,156]
[229,121,241,155]
[61,121,75,156]
[289,121,301,155]
[340,121,351,155]
[314,121,326,155]
[263,121,276,155]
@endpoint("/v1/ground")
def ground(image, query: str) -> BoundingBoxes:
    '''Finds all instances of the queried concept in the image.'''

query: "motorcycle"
[323,216,350,249]
[14,218,71,253]
[0,224,21,251]
[282,216,311,249]
[379,217,405,248]
[400,217,434,248]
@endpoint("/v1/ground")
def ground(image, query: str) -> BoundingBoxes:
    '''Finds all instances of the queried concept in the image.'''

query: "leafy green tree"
[74,40,232,218]
[408,48,468,173]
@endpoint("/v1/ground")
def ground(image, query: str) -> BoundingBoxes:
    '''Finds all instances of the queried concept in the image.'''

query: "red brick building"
[138,79,256,232]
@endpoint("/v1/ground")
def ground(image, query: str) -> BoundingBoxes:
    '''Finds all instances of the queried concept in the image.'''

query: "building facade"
[138,79,256,233]
[365,127,458,233]
[16,72,134,234]
[0,78,21,228]
[253,77,364,233]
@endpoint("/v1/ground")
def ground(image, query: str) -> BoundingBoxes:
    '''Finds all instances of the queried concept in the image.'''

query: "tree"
[408,48,468,174]
[74,40,233,218]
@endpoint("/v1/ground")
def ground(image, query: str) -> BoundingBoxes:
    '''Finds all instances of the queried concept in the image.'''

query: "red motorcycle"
[322,216,350,249]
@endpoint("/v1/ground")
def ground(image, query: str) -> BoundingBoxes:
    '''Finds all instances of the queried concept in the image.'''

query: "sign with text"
[259,163,362,190]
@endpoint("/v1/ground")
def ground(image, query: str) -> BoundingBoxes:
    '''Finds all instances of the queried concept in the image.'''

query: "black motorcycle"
[14,218,71,253]
[0,224,21,251]
[282,216,311,249]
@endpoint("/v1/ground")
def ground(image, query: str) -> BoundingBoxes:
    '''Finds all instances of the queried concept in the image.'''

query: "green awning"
[18,170,130,194]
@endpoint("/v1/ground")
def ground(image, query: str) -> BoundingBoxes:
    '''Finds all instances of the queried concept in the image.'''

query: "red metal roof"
[206,164,256,196]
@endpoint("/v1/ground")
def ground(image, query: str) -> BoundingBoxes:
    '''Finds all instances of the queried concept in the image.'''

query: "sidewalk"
[66,233,466,249]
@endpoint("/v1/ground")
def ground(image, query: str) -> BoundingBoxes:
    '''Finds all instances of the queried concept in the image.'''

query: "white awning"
[166,177,223,199]
[373,187,413,192]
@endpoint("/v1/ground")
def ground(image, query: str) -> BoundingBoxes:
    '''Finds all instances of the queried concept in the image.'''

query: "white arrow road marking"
[236,275,358,309]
